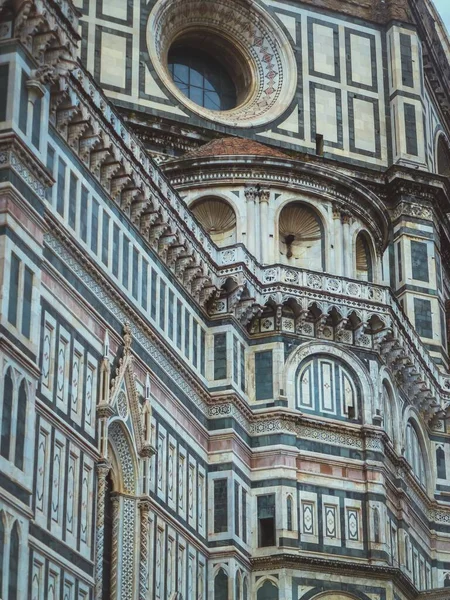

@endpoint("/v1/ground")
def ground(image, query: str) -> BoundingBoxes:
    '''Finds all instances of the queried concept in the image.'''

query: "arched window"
[278,203,323,270]
[9,521,19,600]
[1,368,13,460]
[382,384,393,441]
[286,496,293,531]
[235,571,241,600]
[355,232,373,282]
[15,380,27,470]
[243,577,248,600]
[102,471,114,598]
[214,568,228,600]
[437,446,446,480]
[0,513,4,593]
[437,135,450,177]
[257,580,279,600]
[297,357,359,421]
[406,421,426,487]
[373,507,380,544]
[191,197,237,246]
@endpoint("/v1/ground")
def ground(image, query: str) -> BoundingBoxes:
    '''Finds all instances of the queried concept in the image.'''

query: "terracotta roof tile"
[183,137,290,159]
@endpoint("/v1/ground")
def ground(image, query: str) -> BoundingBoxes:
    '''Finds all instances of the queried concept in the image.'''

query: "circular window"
[147,0,297,127]
[168,46,237,111]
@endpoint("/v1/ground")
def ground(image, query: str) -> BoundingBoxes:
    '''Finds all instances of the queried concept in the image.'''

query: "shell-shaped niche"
[279,203,322,269]
[356,233,372,281]
[191,197,237,246]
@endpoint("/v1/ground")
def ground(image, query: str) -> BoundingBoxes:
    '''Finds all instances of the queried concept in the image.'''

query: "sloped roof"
[183,137,290,160]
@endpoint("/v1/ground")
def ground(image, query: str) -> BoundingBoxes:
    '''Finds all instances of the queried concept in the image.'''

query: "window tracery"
[406,421,426,487]
[297,357,359,421]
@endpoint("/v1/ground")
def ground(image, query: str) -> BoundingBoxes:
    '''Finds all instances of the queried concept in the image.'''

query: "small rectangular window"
[214,333,227,380]
[184,308,190,358]
[168,290,174,340]
[46,146,55,203]
[435,251,442,291]
[91,198,99,254]
[242,489,247,544]
[80,186,88,242]
[315,133,324,156]
[234,481,240,536]
[112,223,120,277]
[176,300,182,350]
[22,266,33,338]
[255,350,273,400]
[132,248,139,299]
[68,172,78,230]
[19,70,28,134]
[240,343,246,393]
[414,297,433,338]
[404,103,418,156]
[0,64,8,122]
[151,269,157,321]
[102,212,110,266]
[411,240,429,282]
[200,329,206,377]
[122,236,129,288]
[56,158,66,217]
[400,33,414,88]
[214,479,228,533]
[32,95,42,149]
[8,253,20,327]
[192,320,198,368]
[159,281,166,329]
[141,259,148,311]
[397,242,402,282]
[258,494,276,547]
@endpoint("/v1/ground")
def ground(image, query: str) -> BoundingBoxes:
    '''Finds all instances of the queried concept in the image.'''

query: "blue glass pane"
[168,46,237,111]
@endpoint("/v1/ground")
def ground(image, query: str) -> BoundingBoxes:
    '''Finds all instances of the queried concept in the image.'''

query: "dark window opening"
[315,133,324,156]
[258,494,276,547]
[14,380,27,470]
[287,496,293,531]
[1,369,13,460]
[102,472,114,598]
[214,568,228,600]
[168,47,237,111]
[437,446,446,480]
[0,64,9,122]
[214,479,228,533]
[8,253,20,327]
[9,521,19,600]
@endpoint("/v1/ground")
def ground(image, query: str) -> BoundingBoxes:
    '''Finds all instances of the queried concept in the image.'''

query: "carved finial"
[145,373,151,400]
[104,331,110,358]
[123,321,132,350]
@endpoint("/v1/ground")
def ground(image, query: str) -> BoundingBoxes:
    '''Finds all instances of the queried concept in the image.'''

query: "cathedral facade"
[1,0,450,598]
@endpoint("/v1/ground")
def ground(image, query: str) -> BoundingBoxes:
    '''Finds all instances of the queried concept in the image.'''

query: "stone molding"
[8,0,450,420]
[146,0,297,127]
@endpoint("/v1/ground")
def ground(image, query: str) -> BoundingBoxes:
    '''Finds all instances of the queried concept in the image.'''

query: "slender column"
[259,188,270,264]
[138,498,151,600]
[332,203,343,276]
[244,185,258,256]
[342,211,352,277]
[95,461,111,600]
[110,495,120,600]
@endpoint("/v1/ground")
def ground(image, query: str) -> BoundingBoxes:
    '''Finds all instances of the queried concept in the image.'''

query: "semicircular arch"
[284,341,375,424]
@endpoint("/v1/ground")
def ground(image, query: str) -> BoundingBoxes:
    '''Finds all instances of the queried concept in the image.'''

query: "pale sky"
[433,0,450,32]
